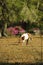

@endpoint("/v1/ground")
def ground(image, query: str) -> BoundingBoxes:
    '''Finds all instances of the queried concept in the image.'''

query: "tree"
[0,0,43,36]
[0,0,8,36]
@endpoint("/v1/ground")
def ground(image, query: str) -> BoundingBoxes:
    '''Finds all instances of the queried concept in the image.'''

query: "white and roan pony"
[19,32,32,45]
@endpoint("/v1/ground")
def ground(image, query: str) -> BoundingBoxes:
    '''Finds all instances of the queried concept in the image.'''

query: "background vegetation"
[0,0,43,36]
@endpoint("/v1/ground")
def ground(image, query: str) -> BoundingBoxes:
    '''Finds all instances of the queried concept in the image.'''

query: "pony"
[19,32,32,45]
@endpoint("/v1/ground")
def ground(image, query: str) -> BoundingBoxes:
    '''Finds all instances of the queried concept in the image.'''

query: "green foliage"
[0,0,43,29]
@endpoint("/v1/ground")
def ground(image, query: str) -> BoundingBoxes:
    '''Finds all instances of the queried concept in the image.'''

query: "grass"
[0,35,43,63]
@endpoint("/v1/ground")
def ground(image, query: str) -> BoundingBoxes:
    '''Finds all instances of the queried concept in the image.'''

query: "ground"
[0,35,43,64]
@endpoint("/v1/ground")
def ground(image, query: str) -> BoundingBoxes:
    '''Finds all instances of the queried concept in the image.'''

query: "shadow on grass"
[0,62,43,65]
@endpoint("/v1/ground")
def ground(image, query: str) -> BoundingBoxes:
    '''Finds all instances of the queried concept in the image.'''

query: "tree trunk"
[1,22,8,37]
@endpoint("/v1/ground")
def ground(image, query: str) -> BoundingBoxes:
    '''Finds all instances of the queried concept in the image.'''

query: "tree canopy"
[0,0,43,28]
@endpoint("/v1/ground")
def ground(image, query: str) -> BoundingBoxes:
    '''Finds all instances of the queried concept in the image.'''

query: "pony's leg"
[22,40,25,46]
[26,39,28,45]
